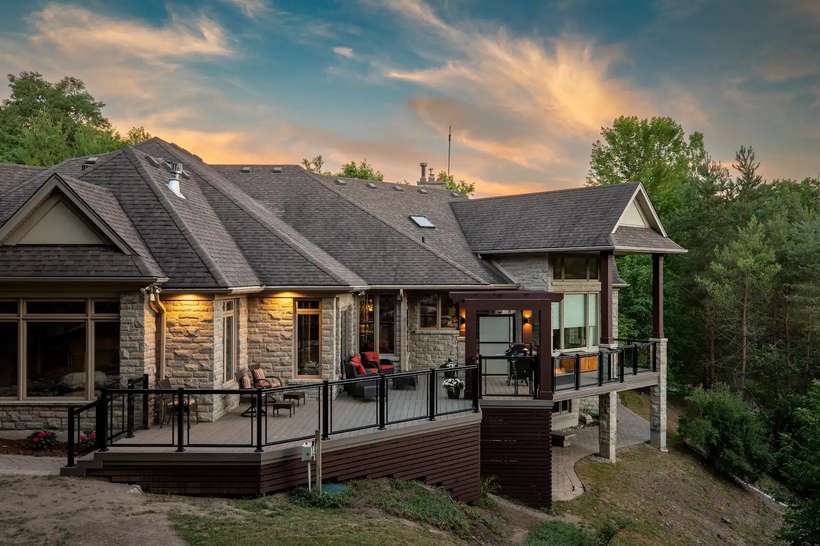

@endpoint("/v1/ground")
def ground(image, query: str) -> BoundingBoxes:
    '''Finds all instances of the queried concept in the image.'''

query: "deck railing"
[478,355,539,398]
[65,365,478,466]
[553,340,658,392]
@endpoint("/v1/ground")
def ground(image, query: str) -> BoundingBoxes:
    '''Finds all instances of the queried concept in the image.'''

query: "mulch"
[0,437,66,457]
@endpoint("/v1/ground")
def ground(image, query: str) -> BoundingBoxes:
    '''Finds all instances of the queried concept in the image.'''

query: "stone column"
[598,391,617,463]
[650,338,668,452]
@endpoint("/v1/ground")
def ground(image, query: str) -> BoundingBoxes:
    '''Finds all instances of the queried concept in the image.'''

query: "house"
[0,138,684,506]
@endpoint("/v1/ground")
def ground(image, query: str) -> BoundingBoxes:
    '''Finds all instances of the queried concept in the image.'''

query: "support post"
[126,382,135,438]
[378,373,387,430]
[67,406,75,467]
[321,381,330,440]
[255,388,263,452]
[537,302,553,398]
[428,367,437,420]
[176,388,185,452]
[574,353,581,390]
[97,389,108,452]
[598,391,617,463]
[598,351,604,386]
[599,251,614,345]
[652,254,664,339]
[472,364,480,413]
[650,338,668,452]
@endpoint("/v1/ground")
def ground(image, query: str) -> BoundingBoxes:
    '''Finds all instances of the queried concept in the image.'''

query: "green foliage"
[337,159,384,181]
[288,487,350,509]
[436,171,476,196]
[780,497,820,546]
[301,154,330,175]
[0,72,149,166]
[26,430,57,450]
[524,521,595,546]
[678,385,771,481]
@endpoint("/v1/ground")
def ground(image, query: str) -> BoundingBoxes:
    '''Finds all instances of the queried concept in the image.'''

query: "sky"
[0,0,818,196]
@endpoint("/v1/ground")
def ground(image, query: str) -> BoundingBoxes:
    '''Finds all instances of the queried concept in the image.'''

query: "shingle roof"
[611,225,685,253]
[0,246,159,279]
[0,164,44,193]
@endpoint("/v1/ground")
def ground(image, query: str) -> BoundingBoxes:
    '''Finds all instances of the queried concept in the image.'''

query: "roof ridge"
[465,181,640,203]
[305,170,488,285]
[152,141,364,287]
[123,148,231,287]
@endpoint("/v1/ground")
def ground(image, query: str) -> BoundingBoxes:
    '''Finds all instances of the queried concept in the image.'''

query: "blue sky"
[0,0,817,195]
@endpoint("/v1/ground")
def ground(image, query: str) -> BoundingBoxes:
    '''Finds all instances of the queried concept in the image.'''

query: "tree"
[0,71,147,165]
[124,126,152,146]
[729,145,763,198]
[301,154,330,175]
[436,171,475,196]
[337,159,383,181]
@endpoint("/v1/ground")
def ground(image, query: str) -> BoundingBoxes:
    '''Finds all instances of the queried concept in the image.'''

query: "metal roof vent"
[450,191,461,197]
[335,178,347,186]
[166,162,186,199]
[366,182,378,189]
[418,188,429,194]
[241,166,251,173]
[393,185,404,192]
[272,167,282,173]
[81,157,98,170]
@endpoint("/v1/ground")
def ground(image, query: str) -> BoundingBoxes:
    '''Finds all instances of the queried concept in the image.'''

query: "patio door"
[478,314,514,375]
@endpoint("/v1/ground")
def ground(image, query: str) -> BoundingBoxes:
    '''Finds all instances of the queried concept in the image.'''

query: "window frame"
[552,293,599,353]
[222,299,238,384]
[0,298,121,401]
[358,294,398,356]
[294,299,322,378]
[417,294,460,331]
[551,254,600,281]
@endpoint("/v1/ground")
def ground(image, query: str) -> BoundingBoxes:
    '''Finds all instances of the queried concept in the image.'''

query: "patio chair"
[343,355,378,400]
[158,378,199,427]
[361,351,395,374]
[243,366,296,417]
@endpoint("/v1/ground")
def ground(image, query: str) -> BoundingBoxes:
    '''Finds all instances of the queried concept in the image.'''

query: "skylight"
[410,215,435,228]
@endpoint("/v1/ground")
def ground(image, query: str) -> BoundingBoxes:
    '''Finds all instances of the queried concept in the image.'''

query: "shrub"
[678,384,771,481]
[26,430,57,450]
[780,497,820,546]
[77,431,96,452]
[288,487,350,509]
[524,521,595,546]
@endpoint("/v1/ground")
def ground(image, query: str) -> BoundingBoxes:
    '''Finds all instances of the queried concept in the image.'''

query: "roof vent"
[393,185,404,192]
[450,191,461,198]
[81,156,98,170]
[146,156,162,168]
[272,167,282,173]
[366,182,378,189]
[166,162,186,199]
[418,188,429,194]
[241,166,251,173]
[335,178,347,186]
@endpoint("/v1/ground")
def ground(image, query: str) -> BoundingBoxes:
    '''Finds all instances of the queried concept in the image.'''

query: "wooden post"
[652,254,664,339]
[314,429,322,494]
[600,252,614,345]
[537,302,553,398]
[463,306,479,399]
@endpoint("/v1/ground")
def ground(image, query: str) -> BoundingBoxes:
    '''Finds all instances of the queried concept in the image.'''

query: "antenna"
[447,125,452,176]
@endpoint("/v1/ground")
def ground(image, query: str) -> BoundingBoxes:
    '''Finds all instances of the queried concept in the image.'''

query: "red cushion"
[362,351,379,363]
[353,362,366,376]
[378,363,395,372]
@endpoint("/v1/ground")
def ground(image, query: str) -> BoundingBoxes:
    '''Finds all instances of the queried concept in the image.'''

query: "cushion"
[362,351,379,363]
[251,367,267,381]
[257,378,272,388]
[241,375,252,389]
[269,377,282,388]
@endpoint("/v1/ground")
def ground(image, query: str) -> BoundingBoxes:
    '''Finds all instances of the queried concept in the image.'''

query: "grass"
[523,521,595,546]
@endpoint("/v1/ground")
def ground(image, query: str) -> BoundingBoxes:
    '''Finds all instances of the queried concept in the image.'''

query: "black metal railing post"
[97,389,108,452]
[255,388,263,452]
[428,367,437,420]
[574,353,581,390]
[378,373,387,430]
[598,352,604,386]
[141,373,149,429]
[126,382,135,438]
[321,380,330,440]
[67,406,75,467]
[619,351,625,382]
[632,345,638,375]
[652,341,658,372]
[176,388,185,452]
[472,365,480,412]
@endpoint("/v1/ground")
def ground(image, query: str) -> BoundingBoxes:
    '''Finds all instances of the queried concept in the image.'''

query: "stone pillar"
[598,391,617,463]
[650,338,668,452]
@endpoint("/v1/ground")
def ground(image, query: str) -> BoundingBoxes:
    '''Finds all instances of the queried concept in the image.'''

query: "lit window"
[359,295,397,354]
[223,299,238,382]
[409,215,435,228]
[552,293,599,351]
[418,294,460,330]
[551,255,599,280]
[296,300,321,376]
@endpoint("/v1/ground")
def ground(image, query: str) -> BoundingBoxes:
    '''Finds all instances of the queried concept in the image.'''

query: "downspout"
[146,285,166,380]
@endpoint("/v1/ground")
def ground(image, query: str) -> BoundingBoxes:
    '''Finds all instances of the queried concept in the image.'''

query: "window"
[551,255,599,281]
[358,295,397,354]
[223,299,238,382]
[552,293,599,351]
[552,400,573,414]
[1,299,120,399]
[409,215,435,228]
[296,300,321,376]
[418,294,460,330]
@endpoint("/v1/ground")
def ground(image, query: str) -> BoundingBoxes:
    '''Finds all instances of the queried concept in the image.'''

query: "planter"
[446,389,462,400]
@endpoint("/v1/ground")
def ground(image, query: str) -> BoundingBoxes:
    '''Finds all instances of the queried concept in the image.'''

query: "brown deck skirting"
[480,403,551,508]
[73,413,482,502]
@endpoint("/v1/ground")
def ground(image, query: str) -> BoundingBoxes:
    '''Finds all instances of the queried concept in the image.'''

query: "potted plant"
[440,359,458,379]
[442,378,464,399]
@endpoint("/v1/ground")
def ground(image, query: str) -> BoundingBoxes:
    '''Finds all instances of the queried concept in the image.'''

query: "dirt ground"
[0,475,196,545]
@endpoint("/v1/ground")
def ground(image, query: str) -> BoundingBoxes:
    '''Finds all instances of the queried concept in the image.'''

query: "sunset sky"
[0,0,818,196]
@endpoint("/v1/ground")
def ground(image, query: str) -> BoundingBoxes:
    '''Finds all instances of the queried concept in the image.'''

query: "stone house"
[0,138,683,433]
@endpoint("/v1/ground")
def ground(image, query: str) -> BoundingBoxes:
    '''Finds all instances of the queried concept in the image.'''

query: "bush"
[77,431,96,452]
[524,521,595,546]
[288,487,350,509]
[26,430,57,450]
[780,497,820,546]
[678,384,771,481]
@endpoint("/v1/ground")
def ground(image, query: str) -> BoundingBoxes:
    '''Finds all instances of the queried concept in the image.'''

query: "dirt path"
[0,475,195,546]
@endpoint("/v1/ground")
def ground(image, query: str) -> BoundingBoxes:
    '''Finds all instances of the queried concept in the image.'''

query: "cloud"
[332,46,355,59]
[222,0,271,19]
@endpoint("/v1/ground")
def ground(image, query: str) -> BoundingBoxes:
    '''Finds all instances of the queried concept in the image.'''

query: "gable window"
[551,255,599,281]
[358,295,397,355]
[552,293,599,351]
[418,294,460,330]
[0,299,120,400]
[295,300,321,377]
[223,299,238,383]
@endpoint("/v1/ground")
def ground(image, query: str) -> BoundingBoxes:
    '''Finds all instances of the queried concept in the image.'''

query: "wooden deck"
[112,379,475,453]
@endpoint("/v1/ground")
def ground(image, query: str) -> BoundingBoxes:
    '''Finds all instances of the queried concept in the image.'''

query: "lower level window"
[418,294,459,329]
[27,322,86,397]
[0,323,18,397]
[552,400,573,414]
[296,300,321,376]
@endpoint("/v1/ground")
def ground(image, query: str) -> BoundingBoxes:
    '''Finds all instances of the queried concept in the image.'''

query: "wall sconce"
[522,316,530,326]
[522,309,532,325]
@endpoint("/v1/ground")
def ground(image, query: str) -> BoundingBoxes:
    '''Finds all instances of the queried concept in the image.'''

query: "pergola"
[450,290,563,399]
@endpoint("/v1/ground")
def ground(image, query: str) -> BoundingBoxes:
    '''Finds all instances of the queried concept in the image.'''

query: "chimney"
[166,162,186,199]
[419,162,427,184]
[417,163,445,186]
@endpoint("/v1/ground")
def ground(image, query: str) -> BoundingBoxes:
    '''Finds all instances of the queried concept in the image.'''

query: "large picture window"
[0,299,119,400]
[552,293,599,351]
[418,294,460,330]
[296,300,321,377]
[358,295,397,354]
[551,255,599,281]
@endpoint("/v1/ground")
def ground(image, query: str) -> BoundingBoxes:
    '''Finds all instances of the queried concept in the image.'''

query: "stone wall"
[406,293,463,370]
[490,254,550,290]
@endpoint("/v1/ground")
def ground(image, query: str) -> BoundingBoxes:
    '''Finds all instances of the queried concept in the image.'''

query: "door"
[479,314,514,375]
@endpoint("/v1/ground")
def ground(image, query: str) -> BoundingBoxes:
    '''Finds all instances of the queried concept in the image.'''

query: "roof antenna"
[447,125,452,176]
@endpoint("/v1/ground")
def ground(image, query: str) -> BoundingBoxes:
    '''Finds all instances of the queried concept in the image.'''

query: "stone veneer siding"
[406,293,464,370]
